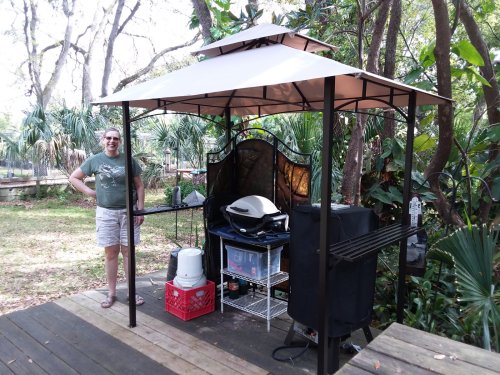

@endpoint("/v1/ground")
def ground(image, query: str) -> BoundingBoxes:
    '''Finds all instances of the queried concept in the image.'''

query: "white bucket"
[173,248,206,289]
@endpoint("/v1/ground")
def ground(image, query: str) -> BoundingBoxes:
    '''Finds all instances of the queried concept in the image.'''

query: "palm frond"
[433,225,499,350]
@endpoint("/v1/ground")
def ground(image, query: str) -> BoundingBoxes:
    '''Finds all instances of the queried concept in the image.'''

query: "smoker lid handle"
[229,206,248,213]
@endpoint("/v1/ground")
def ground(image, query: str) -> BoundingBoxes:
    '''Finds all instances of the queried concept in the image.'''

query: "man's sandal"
[101,295,117,308]
[127,294,145,306]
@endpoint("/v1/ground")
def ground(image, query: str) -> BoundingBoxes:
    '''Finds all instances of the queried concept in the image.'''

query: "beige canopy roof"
[95,25,449,116]
[193,23,338,57]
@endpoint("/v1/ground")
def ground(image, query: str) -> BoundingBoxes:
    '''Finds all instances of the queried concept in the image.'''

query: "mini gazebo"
[94,24,451,374]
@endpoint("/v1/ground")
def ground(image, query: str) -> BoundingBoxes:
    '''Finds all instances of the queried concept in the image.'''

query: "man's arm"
[133,175,145,210]
[69,168,96,198]
[133,175,145,225]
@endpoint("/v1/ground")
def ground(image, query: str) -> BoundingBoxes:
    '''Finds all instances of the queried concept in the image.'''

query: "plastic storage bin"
[225,244,283,280]
[165,280,215,321]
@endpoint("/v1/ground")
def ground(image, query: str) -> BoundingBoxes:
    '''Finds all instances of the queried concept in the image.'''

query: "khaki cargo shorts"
[96,206,140,247]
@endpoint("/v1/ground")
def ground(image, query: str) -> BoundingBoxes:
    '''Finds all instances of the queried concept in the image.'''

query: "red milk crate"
[165,280,215,321]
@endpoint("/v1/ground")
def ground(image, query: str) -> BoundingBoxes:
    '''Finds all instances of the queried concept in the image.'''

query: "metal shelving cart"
[209,226,289,332]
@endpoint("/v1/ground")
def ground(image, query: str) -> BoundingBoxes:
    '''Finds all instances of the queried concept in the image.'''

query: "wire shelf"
[222,270,289,286]
[223,292,288,319]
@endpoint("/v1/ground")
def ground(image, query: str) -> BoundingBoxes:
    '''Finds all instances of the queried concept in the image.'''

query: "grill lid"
[226,195,279,219]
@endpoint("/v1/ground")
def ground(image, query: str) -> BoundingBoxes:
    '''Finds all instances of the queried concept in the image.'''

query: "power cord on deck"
[271,342,310,366]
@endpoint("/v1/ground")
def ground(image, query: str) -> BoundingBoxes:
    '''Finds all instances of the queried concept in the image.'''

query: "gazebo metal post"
[122,101,137,327]
[318,76,336,375]
[224,107,232,144]
[396,91,417,323]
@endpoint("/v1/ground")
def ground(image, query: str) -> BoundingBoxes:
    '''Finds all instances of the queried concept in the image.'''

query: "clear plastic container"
[225,244,282,280]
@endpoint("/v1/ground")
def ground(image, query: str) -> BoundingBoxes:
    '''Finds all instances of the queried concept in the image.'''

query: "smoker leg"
[362,326,373,343]
[284,321,295,345]
[327,336,341,374]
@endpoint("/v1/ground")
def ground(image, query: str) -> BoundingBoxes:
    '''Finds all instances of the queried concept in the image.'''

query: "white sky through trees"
[0,0,298,124]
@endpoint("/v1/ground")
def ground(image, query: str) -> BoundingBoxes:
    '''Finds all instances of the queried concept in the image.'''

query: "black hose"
[271,342,310,364]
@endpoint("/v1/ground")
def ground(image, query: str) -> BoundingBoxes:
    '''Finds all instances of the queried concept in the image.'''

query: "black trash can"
[166,248,181,281]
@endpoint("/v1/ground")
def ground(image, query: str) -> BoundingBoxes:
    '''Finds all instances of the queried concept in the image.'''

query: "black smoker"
[287,205,379,370]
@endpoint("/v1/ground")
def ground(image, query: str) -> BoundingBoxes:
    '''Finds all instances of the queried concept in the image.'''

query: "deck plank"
[62,291,268,375]
[27,303,175,375]
[382,323,500,373]
[7,309,113,375]
[0,329,47,375]
[55,296,208,375]
[366,334,499,375]
[340,346,437,374]
[0,359,15,375]
[335,363,375,375]
[0,315,79,375]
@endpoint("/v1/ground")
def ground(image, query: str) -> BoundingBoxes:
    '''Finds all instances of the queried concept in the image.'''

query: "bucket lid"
[178,247,203,257]
[177,247,204,279]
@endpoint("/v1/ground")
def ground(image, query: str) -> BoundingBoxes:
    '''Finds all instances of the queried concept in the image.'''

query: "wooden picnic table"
[336,322,500,375]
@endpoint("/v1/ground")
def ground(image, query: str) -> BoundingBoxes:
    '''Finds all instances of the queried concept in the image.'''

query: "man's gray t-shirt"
[80,152,142,209]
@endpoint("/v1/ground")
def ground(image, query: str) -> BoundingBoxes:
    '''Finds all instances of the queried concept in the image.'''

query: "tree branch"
[40,41,87,56]
[398,26,436,87]
[117,0,140,35]
[361,0,385,21]
[113,32,201,93]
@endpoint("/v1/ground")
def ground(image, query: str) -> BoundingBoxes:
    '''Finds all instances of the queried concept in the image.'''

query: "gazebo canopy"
[94,23,449,117]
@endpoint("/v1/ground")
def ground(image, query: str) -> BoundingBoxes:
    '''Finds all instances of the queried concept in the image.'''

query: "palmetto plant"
[20,104,55,177]
[432,224,499,351]
[20,103,107,177]
[150,115,210,170]
[0,131,22,175]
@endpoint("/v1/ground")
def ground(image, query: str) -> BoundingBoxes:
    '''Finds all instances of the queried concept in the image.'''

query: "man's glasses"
[105,136,120,141]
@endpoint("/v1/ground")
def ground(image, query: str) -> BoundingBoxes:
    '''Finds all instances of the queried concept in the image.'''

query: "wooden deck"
[0,270,369,374]
[3,270,496,374]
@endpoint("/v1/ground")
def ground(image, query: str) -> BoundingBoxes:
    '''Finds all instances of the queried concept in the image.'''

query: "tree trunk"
[82,5,110,105]
[22,0,75,110]
[41,0,76,109]
[191,0,213,43]
[356,0,366,69]
[101,0,140,98]
[101,0,125,98]
[23,0,43,102]
[382,0,401,140]
[341,0,390,204]
[366,0,391,73]
[426,0,463,226]
[341,116,363,205]
[457,0,500,223]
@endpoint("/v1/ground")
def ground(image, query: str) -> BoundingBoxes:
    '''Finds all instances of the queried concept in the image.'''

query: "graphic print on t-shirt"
[98,164,125,190]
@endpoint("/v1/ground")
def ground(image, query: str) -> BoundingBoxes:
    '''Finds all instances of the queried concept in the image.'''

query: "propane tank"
[172,185,181,206]
[407,195,422,246]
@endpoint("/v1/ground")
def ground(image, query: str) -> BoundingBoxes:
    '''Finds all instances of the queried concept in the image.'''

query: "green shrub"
[19,184,68,201]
